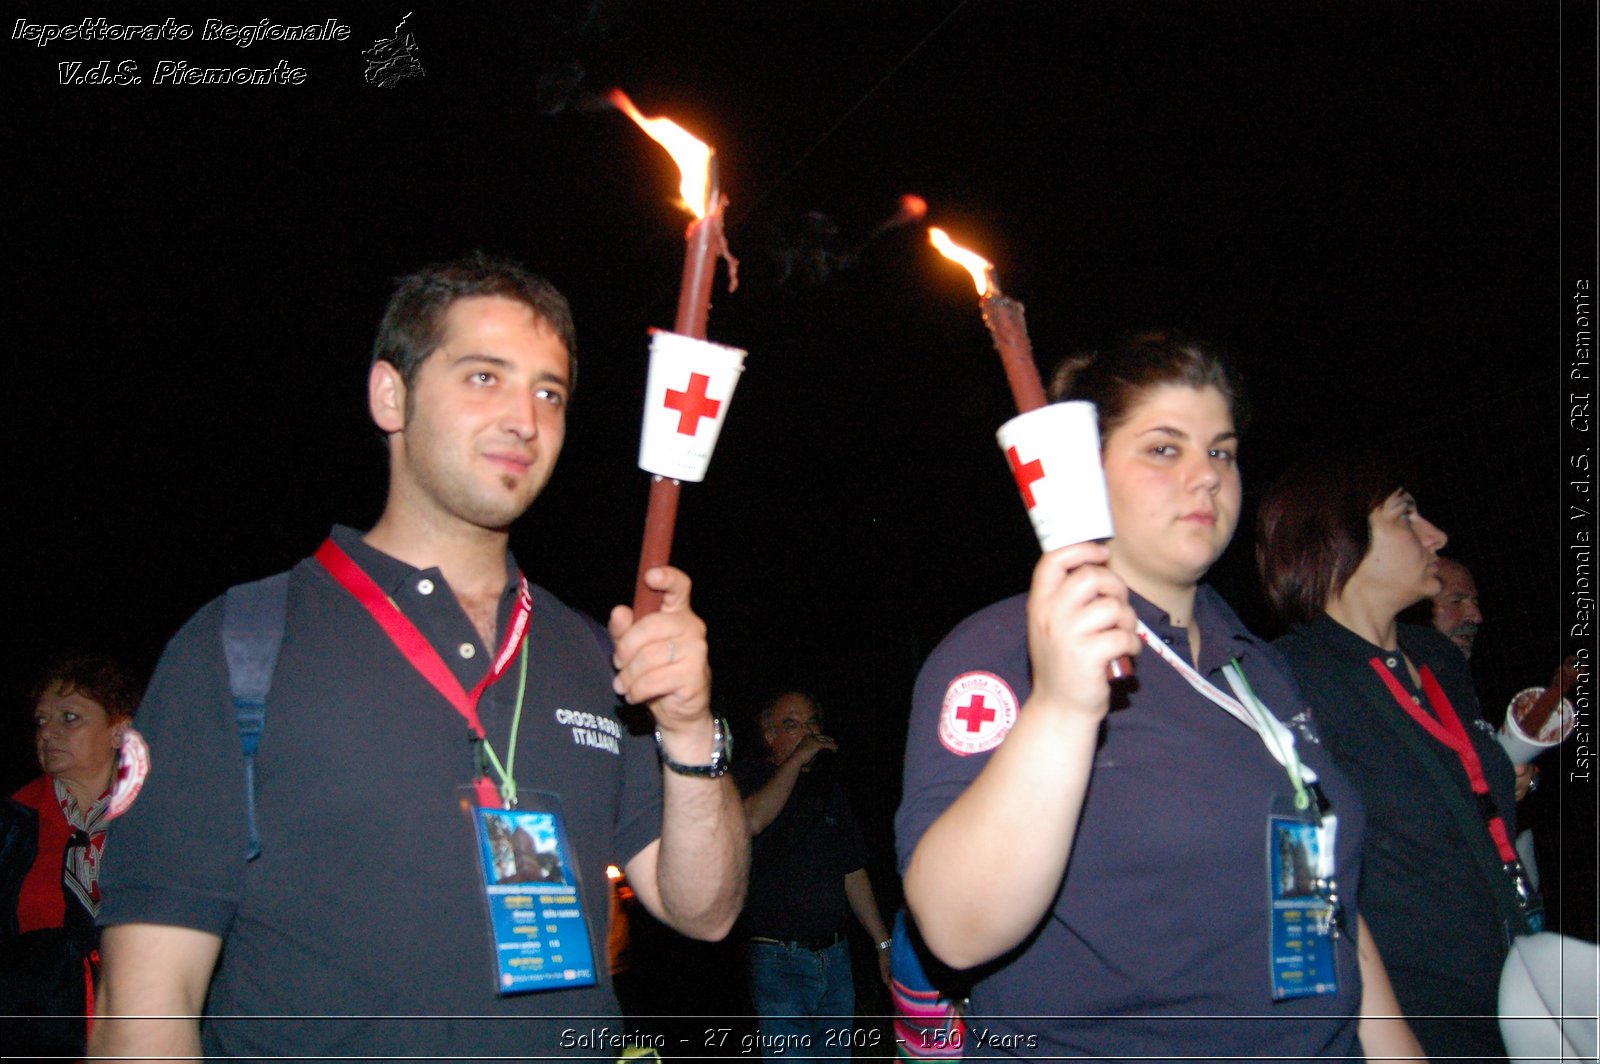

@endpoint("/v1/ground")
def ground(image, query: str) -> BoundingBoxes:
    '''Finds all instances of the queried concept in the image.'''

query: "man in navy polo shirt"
[90,254,748,1060]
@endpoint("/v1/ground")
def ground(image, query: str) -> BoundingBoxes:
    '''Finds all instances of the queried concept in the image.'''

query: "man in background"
[736,691,892,1058]
[1431,557,1483,659]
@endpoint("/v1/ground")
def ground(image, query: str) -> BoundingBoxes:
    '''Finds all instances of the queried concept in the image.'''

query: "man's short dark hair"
[373,252,579,394]
[29,655,142,724]
[1255,452,1411,625]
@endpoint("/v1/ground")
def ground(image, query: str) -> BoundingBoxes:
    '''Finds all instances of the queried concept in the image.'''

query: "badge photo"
[469,795,598,995]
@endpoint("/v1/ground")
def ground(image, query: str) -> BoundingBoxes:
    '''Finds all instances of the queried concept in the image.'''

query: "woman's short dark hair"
[373,251,578,394]
[29,655,142,723]
[1047,329,1249,440]
[1255,452,1409,625]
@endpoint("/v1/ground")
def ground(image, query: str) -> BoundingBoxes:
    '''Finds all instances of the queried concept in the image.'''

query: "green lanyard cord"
[1228,657,1313,812]
[478,637,530,808]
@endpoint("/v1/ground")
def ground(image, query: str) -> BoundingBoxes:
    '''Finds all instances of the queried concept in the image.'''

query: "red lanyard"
[1368,658,1518,863]
[316,538,534,805]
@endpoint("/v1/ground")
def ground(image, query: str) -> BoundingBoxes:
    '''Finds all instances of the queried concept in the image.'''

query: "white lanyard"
[1142,621,1323,777]
[1135,621,1336,880]
[1133,622,1311,779]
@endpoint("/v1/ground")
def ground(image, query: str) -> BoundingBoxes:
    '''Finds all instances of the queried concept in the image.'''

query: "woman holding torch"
[1258,453,1533,1064]
[895,332,1421,1060]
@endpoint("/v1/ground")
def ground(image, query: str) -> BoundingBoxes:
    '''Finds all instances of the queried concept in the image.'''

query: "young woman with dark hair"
[897,333,1421,1060]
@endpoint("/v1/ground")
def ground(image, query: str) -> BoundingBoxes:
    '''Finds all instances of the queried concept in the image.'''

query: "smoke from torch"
[867,194,929,242]
[774,195,930,286]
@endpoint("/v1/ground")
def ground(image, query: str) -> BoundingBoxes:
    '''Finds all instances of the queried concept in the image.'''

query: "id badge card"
[1267,806,1339,1000]
[466,789,598,995]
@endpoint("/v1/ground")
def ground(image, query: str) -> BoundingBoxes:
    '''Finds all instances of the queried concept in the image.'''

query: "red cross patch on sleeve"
[938,672,1019,756]
[107,727,150,820]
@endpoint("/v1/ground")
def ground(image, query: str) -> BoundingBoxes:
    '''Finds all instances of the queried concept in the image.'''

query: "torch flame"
[608,88,714,219]
[928,227,994,297]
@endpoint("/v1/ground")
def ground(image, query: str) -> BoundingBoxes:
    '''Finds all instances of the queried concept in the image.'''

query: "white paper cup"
[994,402,1115,552]
[1498,687,1577,765]
[638,331,746,483]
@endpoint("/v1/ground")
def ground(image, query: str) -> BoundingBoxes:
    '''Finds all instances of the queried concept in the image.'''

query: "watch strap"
[655,716,731,778]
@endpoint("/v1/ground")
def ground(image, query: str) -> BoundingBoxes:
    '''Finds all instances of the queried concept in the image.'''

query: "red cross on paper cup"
[994,401,1114,552]
[1006,445,1046,509]
[665,373,723,435]
[638,330,747,482]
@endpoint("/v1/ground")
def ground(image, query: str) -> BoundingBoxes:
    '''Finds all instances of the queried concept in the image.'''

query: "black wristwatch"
[655,716,732,778]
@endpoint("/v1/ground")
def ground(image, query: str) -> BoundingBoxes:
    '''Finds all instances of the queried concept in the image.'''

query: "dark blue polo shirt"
[101,526,663,1060]
[896,585,1367,1061]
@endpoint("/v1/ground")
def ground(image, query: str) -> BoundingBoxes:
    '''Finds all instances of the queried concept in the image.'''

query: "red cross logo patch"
[107,727,150,820]
[939,671,1019,756]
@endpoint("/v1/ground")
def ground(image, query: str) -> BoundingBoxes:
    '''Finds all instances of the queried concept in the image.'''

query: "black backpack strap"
[222,572,290,862]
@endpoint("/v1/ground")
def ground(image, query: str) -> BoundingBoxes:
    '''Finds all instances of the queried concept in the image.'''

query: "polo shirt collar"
[1298,612,1427,693]
[1298,612,1391,664]
[1130,583,1260,676]
[328,524,522,610]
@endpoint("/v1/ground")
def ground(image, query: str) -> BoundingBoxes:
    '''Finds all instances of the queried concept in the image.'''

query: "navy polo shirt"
[101,526,663,1060]
[896,585,1367,1060]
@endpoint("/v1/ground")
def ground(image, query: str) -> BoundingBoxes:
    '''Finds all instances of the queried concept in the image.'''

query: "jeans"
[746,936,856,1059]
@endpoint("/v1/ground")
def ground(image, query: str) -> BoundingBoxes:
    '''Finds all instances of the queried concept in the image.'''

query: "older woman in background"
[1258,455,1531,1064]
[1,655,141,1057]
